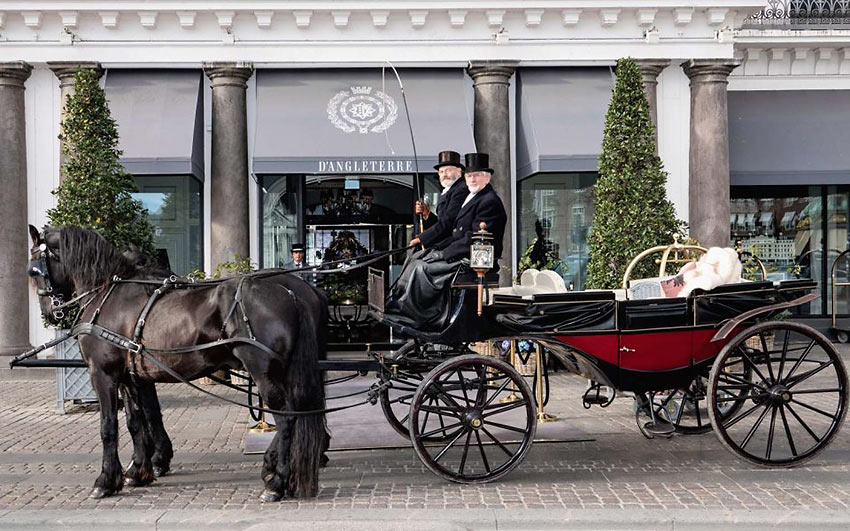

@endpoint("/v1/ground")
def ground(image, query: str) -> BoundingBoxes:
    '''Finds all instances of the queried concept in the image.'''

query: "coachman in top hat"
[388,152,507,330]
[412,150,468,247]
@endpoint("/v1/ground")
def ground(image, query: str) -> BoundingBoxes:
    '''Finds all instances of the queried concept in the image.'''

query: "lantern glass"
[470,242,494,270]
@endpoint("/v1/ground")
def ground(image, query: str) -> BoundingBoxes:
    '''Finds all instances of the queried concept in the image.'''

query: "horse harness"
[19,239,410,416]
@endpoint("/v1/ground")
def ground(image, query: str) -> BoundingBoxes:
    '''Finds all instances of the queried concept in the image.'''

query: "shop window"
[730,185,850,316]
[260,175,299,269]
[132,176,202,276]
[518,173,597,290]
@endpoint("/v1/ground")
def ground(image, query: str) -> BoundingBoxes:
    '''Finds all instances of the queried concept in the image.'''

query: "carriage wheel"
[657,369,752,435]
[708,321,848,467]
[380,346,465,440]
[409,354,537,483]
[380,368,423,439]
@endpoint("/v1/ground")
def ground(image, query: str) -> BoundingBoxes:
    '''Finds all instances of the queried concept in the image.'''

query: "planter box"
[55,331,97,414]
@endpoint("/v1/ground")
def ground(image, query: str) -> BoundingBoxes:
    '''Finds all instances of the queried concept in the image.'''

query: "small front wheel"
[409,354,537,483]
[708,321,848,467]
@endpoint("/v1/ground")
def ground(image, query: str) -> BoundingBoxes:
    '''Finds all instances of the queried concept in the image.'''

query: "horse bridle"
[28,239,67,321]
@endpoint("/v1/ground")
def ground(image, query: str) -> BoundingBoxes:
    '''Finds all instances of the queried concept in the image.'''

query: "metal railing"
[744,0,850,27]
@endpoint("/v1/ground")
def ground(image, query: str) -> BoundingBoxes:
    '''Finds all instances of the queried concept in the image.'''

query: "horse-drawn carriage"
[365,232,847,481]
[16,225,848,500]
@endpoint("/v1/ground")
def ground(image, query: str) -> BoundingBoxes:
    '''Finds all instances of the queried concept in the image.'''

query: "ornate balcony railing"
[744,0,850,27]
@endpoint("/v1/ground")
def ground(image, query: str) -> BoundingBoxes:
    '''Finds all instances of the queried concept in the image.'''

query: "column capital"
[0,62,34,88]
[634,59,670,82]
[48,62,103,88]
[681,59,741,84]
[203,62,254,89]
[467,60,519,85]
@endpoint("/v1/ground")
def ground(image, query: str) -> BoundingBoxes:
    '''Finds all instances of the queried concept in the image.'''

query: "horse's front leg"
[89,370,124,499]
[136,380,173,477]
[121,383,156,488]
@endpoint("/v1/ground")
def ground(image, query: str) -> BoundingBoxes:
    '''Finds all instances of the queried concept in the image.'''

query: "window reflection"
[132,176,202,276]
[730,186,850,316]
[518,173,596,290]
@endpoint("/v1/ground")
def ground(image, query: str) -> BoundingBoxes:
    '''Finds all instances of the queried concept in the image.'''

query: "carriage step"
[583,394,612,405]
[643,420,676,436]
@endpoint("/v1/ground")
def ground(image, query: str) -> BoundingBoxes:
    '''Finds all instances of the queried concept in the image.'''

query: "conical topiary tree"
[586,57,683,289]
[47,67,155,256]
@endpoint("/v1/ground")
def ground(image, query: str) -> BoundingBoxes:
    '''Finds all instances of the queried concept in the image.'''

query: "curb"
[2,508,850,530]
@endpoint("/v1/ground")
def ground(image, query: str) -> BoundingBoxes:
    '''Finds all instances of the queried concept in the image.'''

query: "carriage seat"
[627,247,747,300]
[488,269,567,300]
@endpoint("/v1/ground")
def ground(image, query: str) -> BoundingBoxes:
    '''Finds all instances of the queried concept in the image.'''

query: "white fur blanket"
[658,247,743,298]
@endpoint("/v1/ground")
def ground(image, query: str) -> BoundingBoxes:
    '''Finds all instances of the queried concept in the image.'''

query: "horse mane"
[58,227,136,290]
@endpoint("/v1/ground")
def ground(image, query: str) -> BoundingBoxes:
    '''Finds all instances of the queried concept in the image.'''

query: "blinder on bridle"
[28,239,66,321]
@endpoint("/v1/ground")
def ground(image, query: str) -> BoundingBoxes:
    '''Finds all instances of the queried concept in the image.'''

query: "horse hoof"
[90,487,111,499]
[124,476,137,487]
[259,489,282,503]
[153,466,168,478]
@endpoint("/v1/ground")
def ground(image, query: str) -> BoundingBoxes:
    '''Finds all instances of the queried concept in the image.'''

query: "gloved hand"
[422,250,444,263]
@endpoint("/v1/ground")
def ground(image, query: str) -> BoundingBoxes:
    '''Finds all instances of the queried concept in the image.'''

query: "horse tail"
[285,300,326,498]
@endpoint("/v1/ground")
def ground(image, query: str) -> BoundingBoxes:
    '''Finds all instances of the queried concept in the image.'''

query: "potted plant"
[586,57,684,289]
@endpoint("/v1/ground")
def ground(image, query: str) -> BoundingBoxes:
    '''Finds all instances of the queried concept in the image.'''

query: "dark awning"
[253,68,475,174]
[517,68,614,179]
[105,70,204,179]
[729,90,850,185]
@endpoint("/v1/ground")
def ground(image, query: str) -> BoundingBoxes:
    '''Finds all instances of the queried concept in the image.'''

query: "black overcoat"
[435,183,507,265]
[419,178,469,248]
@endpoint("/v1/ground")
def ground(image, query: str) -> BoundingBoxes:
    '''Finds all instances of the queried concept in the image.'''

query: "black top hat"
[291,243,305,253]
[434,150,465,171]
[463,152,494,174]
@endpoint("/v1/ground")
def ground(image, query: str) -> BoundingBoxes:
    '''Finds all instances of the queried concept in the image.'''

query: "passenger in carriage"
[410,150,468,243]
[386,152,507,330]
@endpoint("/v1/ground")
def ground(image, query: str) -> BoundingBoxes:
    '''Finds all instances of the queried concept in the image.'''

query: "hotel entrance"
[261,174,442,347]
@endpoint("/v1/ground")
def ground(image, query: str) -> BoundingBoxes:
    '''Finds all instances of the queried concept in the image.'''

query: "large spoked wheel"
[409,354,537,483]
[708,321,848,467]
[379,343,465,440]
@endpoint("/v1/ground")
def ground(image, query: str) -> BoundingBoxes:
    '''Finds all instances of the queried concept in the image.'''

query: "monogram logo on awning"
[327,86,398,134]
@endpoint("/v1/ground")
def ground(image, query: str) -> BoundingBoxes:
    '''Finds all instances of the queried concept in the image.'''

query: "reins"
[112,244,416,288]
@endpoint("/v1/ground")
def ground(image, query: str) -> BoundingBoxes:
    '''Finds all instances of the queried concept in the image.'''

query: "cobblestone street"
[1,351,849,529]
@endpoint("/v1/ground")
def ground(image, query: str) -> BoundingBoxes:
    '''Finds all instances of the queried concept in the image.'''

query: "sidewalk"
[2,354,849,529]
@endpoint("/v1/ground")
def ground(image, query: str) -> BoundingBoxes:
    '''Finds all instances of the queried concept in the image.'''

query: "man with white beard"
[386,152,507,332]
[410,150,468,248]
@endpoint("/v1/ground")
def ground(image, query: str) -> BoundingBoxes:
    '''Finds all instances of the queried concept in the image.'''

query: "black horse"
[27,225,326,501]
[121,243,332,477]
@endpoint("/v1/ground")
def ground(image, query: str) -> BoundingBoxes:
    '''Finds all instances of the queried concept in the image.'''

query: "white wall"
[25,67,62,352]
[656,62,691,226]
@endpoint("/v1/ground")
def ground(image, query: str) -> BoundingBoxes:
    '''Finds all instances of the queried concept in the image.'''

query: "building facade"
[0,1,848,352]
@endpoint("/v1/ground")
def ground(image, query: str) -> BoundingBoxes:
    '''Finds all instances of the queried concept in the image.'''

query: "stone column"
[682,59,741,248]
[635,60,669,151]
[0,62,33,358]
[203,63,254,268]
[47,62,103,182]
[467,61,518,286]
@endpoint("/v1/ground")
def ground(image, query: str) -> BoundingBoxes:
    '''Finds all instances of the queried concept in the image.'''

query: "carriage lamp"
[470,222,495,316]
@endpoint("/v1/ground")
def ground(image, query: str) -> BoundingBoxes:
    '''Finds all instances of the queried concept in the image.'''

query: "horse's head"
[27,225,74,325]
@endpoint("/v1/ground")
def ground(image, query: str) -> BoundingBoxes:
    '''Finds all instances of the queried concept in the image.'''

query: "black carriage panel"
[776,279,818,301]
[619,297,690,330]
[491,291,616,333]
[692,282,777,326]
